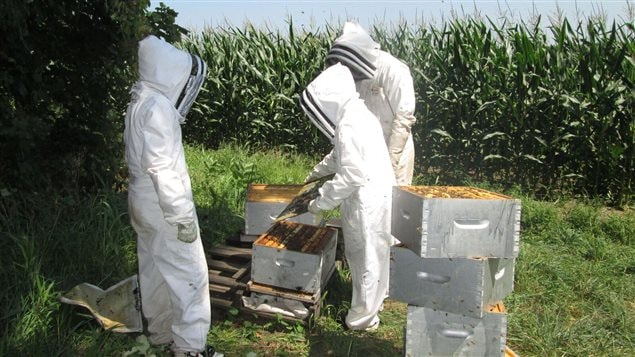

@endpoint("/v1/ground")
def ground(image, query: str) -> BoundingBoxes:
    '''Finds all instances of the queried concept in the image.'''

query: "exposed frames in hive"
[402,186,511,200]
[255,221,334,253]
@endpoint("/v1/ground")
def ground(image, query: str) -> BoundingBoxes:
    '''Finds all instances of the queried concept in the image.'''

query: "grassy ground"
[1,145,633,356]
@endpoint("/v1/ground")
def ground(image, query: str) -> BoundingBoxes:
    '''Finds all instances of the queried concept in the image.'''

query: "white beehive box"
[405,303,508,357]
[245,184,319,236]
[389,246,514,318]
[392,186,521,258]
[251,221,337,294]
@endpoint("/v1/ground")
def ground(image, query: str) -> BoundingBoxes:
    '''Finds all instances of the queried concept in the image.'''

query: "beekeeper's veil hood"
[138,35,207,121]
[299,63,358,142]
[325,22,380,80]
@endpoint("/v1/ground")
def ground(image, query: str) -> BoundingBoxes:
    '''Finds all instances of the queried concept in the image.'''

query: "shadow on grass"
[309,329,402,357]
[307,264,405,357]
[197,188,244,247]
[0,190,142,355]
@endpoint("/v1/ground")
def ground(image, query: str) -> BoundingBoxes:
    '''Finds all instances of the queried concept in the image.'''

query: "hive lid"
[400,186,512,200]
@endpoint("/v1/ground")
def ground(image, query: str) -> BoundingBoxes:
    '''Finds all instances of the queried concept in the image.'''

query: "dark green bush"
[0,0,186,192]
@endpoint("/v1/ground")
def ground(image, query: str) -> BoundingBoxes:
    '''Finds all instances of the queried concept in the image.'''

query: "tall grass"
[0,188,136,355]
[508,198,635,355]
[186,143,318,244]
[180,16,633,205]
[390,18,634,205]
[1,145,633,355]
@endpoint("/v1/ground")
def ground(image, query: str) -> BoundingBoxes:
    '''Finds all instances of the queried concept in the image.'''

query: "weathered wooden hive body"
[251,221,337,294]
[389,246,514,318]
[245,184,319,236]
[405,303,508,357]
[390,186,521,357]
[392,186,521,258]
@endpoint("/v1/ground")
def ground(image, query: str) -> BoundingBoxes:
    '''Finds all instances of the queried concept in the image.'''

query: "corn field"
[181,17,634,205]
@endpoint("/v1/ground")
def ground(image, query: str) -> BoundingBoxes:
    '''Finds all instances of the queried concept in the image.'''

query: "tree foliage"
[0,0,184,192]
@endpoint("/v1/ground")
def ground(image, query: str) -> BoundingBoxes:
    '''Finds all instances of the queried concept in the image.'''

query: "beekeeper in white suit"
[326,22,417,186]
[124,35,219,357]
[300,63,395,331]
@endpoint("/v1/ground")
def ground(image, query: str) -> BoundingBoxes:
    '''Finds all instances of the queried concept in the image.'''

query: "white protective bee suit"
[300,64,395,330]
[124,35,210,354]
[326,22,417,185]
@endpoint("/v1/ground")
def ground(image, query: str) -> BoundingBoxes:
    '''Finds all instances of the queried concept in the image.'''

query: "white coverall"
[124,35,209,354]
[326,22,417,185]
[299,64,395,330]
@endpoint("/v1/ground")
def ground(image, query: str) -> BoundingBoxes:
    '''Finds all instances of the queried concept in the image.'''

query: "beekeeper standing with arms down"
[124,35,220,357]
[301,63,396,331]
[325,21,417,185]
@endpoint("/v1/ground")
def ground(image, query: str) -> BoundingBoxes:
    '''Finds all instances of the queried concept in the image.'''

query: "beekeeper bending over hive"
[124,35,220,357]
[300,63,395,331]
[326,21,417,185]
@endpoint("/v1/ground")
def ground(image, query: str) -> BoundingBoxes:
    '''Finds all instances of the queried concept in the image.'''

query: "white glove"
[307,199,322,214]
[177,222,197,243]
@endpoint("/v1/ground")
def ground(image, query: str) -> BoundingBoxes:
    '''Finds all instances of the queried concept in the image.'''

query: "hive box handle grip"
[416,271,450,284]
[453,219,489,230]
[439,328,471,338]
[495,267,506,280]
[400,209,410,220]
[275,259,295,268]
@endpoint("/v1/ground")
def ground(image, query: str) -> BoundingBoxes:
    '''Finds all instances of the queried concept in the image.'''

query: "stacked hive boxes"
[246,221,338,320]
[389,186,521,357]
[240,184,338,321]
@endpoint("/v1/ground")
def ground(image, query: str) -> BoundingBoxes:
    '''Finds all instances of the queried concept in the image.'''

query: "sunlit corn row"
[375,18,633,204]
[180,17,633,204]
[180,20,336,154]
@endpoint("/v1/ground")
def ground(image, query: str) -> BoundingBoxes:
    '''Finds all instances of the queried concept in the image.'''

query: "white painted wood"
[389,247,515,318]
[392,186,521,258]
[405,304,507,357]
[251,229,337,294]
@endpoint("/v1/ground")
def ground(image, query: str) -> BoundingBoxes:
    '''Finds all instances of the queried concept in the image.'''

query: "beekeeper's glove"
[177,222,197,243]
[308,199,322,215]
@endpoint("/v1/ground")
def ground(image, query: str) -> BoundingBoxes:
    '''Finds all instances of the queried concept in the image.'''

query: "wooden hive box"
[245,184,319,236]
[251,221,337,294]
[389,246,514,318]
[405,302,508,357]
[392,186,521,258]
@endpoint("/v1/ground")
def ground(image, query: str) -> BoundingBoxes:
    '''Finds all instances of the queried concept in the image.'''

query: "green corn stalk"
[176,15,632,204]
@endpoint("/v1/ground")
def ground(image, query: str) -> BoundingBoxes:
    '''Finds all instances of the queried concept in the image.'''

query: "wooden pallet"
[241,281,323,323]
[207,243,252,310]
